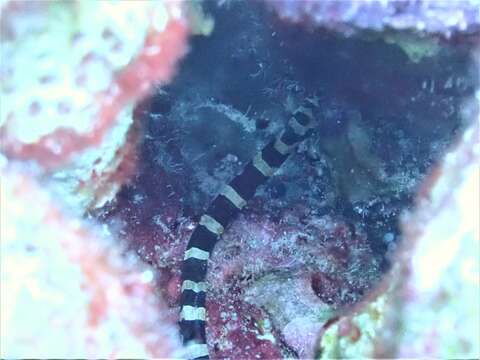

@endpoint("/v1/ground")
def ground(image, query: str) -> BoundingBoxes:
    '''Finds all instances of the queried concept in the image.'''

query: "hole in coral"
[96,1,478,358]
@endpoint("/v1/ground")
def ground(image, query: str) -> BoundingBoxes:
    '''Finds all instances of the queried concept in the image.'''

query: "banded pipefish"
[179,99,319,359]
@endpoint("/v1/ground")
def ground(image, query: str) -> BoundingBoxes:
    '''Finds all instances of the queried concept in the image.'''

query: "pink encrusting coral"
[206,287,284,359]
[0,0,189,212]
[0,0,192,357]
[376,98,480,358]
[1,0,188,167]
[204,208,381,358]
[0,167,182,358]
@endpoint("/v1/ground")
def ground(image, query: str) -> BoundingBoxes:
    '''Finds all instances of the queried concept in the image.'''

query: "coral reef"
[205,210,380,358]
[318,92,480,359]
[380,102,480,358]
[268,0,480,63]
[1,0,190,357]
[0,166,182,358]
[268,0,480,37]
[0,0,189,211]
[1,0,479,358]
[104,1,477,358]
[320,294,387,358]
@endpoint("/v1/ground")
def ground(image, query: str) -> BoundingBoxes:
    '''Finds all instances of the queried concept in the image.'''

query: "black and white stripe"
[179,102,317,359]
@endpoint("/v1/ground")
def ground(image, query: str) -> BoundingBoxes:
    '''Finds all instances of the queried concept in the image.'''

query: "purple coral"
[269,0,480,37]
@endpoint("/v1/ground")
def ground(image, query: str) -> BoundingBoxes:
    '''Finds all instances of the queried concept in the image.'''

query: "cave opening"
[97,1,477,357]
